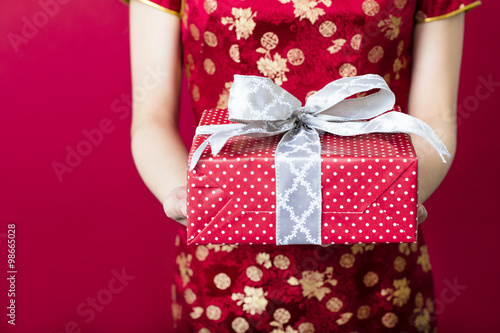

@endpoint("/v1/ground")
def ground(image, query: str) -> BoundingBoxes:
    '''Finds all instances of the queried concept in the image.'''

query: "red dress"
[132,0,480,331]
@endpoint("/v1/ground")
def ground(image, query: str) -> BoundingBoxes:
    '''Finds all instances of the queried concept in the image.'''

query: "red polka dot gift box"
[185,75,450,246]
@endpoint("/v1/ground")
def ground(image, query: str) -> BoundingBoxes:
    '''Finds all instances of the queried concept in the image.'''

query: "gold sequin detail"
[393,256,406,272]
[214,272,231,290]
[326,297,343,312]
[273,308,292,324]
[339,253,356,268]
[319,21,337,37]
[357,305,371,319]
[203,58,216,75]
[231,317,250,333]
[287,48,305,66]
[206,305,222,321]
[338,63,357,78]
[184,288,197,304]
[298,322,315,333]
[368,46,384,63]
[362,0,380,16]
[363,271,379,287]
[203,0,217,14]
[350,34,362,50]
[381,312,398,328]
[196,245,209,261]
[199,328,211,333]
[229,44,241,63]
[190,24,200,41]
[273,254,291,270]
[204,31,218,47]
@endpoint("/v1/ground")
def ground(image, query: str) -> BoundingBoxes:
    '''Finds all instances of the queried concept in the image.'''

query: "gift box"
[186,74,449,245]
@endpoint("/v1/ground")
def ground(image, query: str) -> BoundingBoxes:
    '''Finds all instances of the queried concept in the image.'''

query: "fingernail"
[181,206,187,217]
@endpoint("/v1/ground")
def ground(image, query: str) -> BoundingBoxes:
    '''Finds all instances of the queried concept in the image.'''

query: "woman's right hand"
[163,186,188,226]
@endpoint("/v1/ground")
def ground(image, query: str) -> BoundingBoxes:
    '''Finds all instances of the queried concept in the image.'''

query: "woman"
[128,0,480,331]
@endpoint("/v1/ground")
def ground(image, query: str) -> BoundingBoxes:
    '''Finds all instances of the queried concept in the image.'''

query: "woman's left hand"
[417,203,428,225]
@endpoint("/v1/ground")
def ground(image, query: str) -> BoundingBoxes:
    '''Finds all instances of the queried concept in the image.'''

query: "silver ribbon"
[189,74,450,245]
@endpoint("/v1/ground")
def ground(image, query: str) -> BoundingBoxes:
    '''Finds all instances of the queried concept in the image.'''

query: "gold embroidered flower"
[398,242,418,256]
[176,252,193,287]
[221,8,257,40]
[216,82,233,108]
[351,243,375,254]
[279,0,331,24]
[417,245,432,272]
[381,277,411,306]
[231,286,269,315]
[256,252,273,269]
[207,244,238,253]
[300,271,331,301]
[257,53,290,86]
[378,15,402,40]
[412,293,434,332]
[327,38,346,54]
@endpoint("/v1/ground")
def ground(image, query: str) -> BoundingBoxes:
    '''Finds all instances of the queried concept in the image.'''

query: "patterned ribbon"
[189,74,450,245]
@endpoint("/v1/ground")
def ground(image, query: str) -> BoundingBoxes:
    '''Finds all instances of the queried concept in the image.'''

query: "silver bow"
[189,74,450,245]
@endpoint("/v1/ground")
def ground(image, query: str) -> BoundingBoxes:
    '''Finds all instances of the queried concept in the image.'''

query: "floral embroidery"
[417,245,432,272]
[206,244,238,253]
[289,267,337,301]
[393,40,408,80]
[231,286,269,315]
[351,243,375,254]
[336,312,353,325]
[256,50,290,86]
[176,252,193,287]
[378,15,403,40]
[399,242,418,255]
[411,292,434,332]
[256,252,273,269]
[221,8,257,40]
[217,81,233,108]
[381,277,411,306]
[278,0,332,24]
[327,38,346,54]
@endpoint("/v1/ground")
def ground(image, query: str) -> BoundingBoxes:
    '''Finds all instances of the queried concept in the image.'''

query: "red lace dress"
[133,0,480,331]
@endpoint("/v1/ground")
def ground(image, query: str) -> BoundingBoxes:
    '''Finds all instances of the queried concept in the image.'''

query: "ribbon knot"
[189,74,450,245]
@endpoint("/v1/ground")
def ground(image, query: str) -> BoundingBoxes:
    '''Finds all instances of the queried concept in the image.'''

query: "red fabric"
[416,0,480,21]
[139,0,480,331]
[149,0,182,13]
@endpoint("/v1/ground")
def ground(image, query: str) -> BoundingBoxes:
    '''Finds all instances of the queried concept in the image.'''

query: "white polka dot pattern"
[186,108,418,245]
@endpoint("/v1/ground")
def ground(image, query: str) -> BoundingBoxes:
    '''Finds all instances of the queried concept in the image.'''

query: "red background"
[1,1,498,332]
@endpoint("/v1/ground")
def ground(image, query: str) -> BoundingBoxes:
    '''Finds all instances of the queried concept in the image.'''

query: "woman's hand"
[417,203,428,225]
[163,186,188,226]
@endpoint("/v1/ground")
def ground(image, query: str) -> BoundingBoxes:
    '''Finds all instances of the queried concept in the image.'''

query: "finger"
[417,204,428,225]
[163,196,186,221]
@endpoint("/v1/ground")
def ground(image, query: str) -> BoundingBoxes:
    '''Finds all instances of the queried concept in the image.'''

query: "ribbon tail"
[305,112,451,163]
[189,122,296,171]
